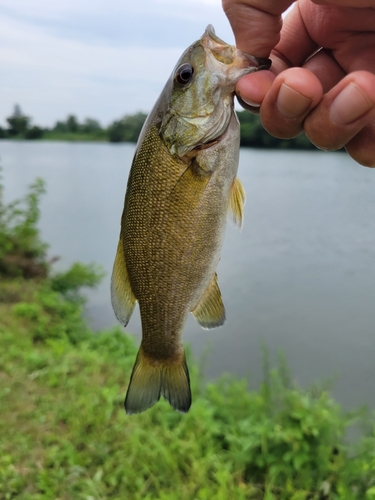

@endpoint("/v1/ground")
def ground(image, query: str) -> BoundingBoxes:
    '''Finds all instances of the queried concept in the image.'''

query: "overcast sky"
[0,0,241,128]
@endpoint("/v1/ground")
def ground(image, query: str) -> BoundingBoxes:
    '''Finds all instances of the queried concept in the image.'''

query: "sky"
[0,0,239,128]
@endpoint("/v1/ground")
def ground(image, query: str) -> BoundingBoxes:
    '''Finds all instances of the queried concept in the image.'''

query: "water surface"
[1,140,375,409]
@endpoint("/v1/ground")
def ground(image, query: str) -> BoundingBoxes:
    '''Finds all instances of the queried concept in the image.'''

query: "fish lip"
[204,24,227,45]
[204,24,272,71]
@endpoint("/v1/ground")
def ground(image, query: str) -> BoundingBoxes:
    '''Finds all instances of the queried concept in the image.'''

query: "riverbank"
[1,165,375,499]
[1,141,372,412]
[3,276,375,499]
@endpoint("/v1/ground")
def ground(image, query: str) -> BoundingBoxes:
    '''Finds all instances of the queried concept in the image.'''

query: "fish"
[111,25,271,414]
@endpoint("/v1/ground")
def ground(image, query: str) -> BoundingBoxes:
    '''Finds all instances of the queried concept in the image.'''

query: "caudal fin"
[124,347,191,414]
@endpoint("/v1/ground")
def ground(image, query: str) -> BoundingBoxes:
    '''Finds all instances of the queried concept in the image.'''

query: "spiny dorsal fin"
[111,235,137,326]
[125,347,191,414]
[228,177,246,229]
[191,273,225,329]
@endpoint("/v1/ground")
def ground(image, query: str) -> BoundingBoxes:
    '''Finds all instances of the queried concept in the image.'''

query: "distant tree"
[53,121,69,133]
[13,104,23,118]
[66,115,79,133]
[108,112,147,143]
[237,111,316,150]
[108,121,124,143]
[82,118,102,134]
[6,104,30,136]
[0,126,7,139]
[25,126,44,140]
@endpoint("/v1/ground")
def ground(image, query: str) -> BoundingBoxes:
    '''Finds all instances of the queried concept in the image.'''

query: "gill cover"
[160,25,270,157]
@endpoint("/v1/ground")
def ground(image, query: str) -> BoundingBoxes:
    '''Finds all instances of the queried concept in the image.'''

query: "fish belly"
[122,125,234,355]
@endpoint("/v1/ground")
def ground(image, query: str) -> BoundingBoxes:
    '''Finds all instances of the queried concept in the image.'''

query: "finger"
[311,0,375,7]
[302,49,346,93]
[345,121,375,167]
[222,0,294,57]
[304,72,375,153]
[236,70,275,113]
[271,2,319,70]
[234,2,320,109]
[258,68,323,139]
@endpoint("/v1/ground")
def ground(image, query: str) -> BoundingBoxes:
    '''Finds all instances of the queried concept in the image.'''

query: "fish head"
[160,25,271,157]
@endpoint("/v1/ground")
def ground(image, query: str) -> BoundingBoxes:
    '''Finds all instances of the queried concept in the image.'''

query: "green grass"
[2,277,375,499]
[41,131,109,142]
[2,173,375,499]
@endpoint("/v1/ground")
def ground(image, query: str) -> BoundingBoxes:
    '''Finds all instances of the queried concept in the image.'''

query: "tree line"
[0,104,317,150]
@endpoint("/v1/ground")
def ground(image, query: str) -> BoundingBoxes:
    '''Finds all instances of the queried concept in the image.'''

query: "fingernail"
[276,84,312,118]
[238,96,261,108]
[330,83,373,125]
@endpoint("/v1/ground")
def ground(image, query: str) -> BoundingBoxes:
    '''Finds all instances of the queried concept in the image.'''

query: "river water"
[1,140,375,410]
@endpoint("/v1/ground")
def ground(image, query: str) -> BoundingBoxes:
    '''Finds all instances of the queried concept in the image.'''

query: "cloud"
[0,0,236,126]
[0,0,232,47]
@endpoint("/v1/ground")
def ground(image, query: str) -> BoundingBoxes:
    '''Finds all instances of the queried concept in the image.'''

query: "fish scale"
[111,25,271,414]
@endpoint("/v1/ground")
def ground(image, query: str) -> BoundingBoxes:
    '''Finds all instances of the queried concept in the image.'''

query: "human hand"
[222,0,375,166]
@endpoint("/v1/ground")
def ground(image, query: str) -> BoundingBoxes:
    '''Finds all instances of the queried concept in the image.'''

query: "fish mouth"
[204,24,272,73]
[252,56,272,71]
[204,24,227,46]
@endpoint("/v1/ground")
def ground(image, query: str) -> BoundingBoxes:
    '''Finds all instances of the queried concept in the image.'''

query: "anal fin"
[191,273,225,329]
[228,177,246,229]
[111,235,137,326]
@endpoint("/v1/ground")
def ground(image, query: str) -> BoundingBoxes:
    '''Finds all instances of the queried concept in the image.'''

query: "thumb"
[222,0,294,57]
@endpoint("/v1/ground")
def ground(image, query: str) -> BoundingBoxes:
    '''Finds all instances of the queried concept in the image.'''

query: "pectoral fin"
[111,235,136,326]
[228,177,245,229]
[191,273,225,329]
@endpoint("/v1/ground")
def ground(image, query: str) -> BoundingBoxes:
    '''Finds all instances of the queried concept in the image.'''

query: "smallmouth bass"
[111,25,270,414]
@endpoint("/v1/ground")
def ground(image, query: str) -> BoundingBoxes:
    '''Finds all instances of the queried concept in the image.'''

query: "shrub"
[0,173,48,278]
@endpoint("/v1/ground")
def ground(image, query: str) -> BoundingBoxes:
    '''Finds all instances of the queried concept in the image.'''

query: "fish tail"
[125,346,191,414]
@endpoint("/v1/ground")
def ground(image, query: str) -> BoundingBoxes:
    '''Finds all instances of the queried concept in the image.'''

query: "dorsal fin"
[228,177,246,229]
[191,273,225,329]
[111,235,137,326]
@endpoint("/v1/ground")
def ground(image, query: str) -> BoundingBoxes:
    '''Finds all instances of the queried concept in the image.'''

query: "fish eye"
[175,63,194,85]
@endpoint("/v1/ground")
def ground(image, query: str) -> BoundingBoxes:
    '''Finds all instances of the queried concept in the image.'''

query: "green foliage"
[237,111,317,150]
[66,114,80,133]
[108,112,147,143]
[2,104,45,140]
[2,281,375,499]
[43,130,109,142]
[0,126,8,139]
[82,118,102,134]
[51,262,105,301]
[0,105,338,150]
[12,283,93,344]
[0,174,48,278]
[6,104,31,137]
[1,106,111,142]
[6,116,30,137]
[52,120,69,133]
[7,115,30,136]
[1,174,375,499]
[25,125,44,140]
[47,115,108,141]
